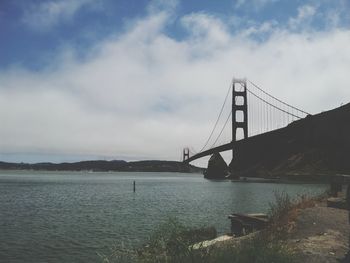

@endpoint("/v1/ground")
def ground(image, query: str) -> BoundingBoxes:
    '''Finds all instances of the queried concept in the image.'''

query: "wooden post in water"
[133,181,136,193]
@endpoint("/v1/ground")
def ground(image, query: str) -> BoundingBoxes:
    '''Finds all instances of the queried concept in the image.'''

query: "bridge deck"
[184,141,235,163]
[183,126,284,163]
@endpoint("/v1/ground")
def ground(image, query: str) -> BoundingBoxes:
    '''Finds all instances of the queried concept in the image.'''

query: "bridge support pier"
[183,147,190,162]
[232,78,248,158]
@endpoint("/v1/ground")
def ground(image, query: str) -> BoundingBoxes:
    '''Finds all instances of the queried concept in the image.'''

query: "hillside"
[229,102,350,180]
[0,160,203,173]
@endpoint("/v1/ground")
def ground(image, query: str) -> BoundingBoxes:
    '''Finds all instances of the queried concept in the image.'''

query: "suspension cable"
[198,81,233,152]
[210,110,232,148]
[248,79,310,115]
[247,88,303,119]
[209,82,242,148]
[189,147,197,155]
[193,78,309,156]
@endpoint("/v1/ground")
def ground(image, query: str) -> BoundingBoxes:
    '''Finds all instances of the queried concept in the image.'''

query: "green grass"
[101,216,296,263]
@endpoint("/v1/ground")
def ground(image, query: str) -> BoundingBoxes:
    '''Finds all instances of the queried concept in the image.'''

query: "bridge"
[182,78,310,164]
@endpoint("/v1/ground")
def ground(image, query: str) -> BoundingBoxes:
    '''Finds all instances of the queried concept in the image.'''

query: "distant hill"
[229,102,350,180]
[0,160,203,173]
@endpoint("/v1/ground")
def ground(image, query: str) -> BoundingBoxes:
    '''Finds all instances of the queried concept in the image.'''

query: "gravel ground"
[287,203,350,263]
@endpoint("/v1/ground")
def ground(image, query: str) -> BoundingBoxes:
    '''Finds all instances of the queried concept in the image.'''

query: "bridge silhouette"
[183,78,310,164]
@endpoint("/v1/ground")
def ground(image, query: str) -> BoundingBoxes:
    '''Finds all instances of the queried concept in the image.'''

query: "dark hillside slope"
[229,103,350,179]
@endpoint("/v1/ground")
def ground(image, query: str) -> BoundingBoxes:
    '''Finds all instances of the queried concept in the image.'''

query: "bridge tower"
[232,78,248,155]
[183,147,190,162]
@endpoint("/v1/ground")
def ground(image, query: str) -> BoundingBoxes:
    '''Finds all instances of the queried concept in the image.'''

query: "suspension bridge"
[182,78,310,164]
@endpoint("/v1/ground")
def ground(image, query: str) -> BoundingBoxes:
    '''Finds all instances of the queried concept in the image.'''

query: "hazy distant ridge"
[0,160,203,173]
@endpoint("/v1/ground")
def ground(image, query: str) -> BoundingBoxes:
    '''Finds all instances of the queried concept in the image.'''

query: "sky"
[0,0,350,166]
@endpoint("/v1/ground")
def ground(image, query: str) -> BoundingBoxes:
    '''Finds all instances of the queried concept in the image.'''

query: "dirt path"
[287,203,349,262]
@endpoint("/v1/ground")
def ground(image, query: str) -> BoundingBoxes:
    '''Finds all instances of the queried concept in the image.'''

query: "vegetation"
[0,160,203,173]
[102,192,326,262]
[267,191,326,240]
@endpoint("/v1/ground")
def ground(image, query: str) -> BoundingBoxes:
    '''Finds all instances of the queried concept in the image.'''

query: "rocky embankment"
[0,160,203,173]
[199,195,350,262]
[287,204,349,262]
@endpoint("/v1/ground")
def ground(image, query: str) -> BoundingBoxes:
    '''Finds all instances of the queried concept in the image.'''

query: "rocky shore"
[287,204,349,262]
[197,192,350,263]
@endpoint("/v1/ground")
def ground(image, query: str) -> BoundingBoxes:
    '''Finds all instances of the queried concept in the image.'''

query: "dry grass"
[102,214,297,262]
[100,191,329,263]
[266,191,327,240]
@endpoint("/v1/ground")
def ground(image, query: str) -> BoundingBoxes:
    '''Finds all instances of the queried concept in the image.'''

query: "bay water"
[0,171,327,262]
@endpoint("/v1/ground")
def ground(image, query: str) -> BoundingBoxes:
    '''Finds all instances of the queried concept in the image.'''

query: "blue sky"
[1,0,348,70]
[0,0,350,165]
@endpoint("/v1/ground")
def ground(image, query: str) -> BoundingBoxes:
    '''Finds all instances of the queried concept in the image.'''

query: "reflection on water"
[0,171,327,262]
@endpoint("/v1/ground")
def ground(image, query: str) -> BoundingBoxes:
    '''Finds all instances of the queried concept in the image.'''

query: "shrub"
[101,218,217,263]
[268,191,293,225]
[137,218,216,263]
[101,216,296,263]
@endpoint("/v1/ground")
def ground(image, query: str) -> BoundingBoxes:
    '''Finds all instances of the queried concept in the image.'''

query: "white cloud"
[22,0,99,30]
[181,13,231,51]
[238,20,278,38]
[1,4,350,166]
[288,4,317,30]
[322,0,350,29]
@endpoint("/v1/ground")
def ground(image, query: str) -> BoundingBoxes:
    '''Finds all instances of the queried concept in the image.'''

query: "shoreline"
[0,169,331,184]
[190,192,349,262]
[0,159,204,174]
